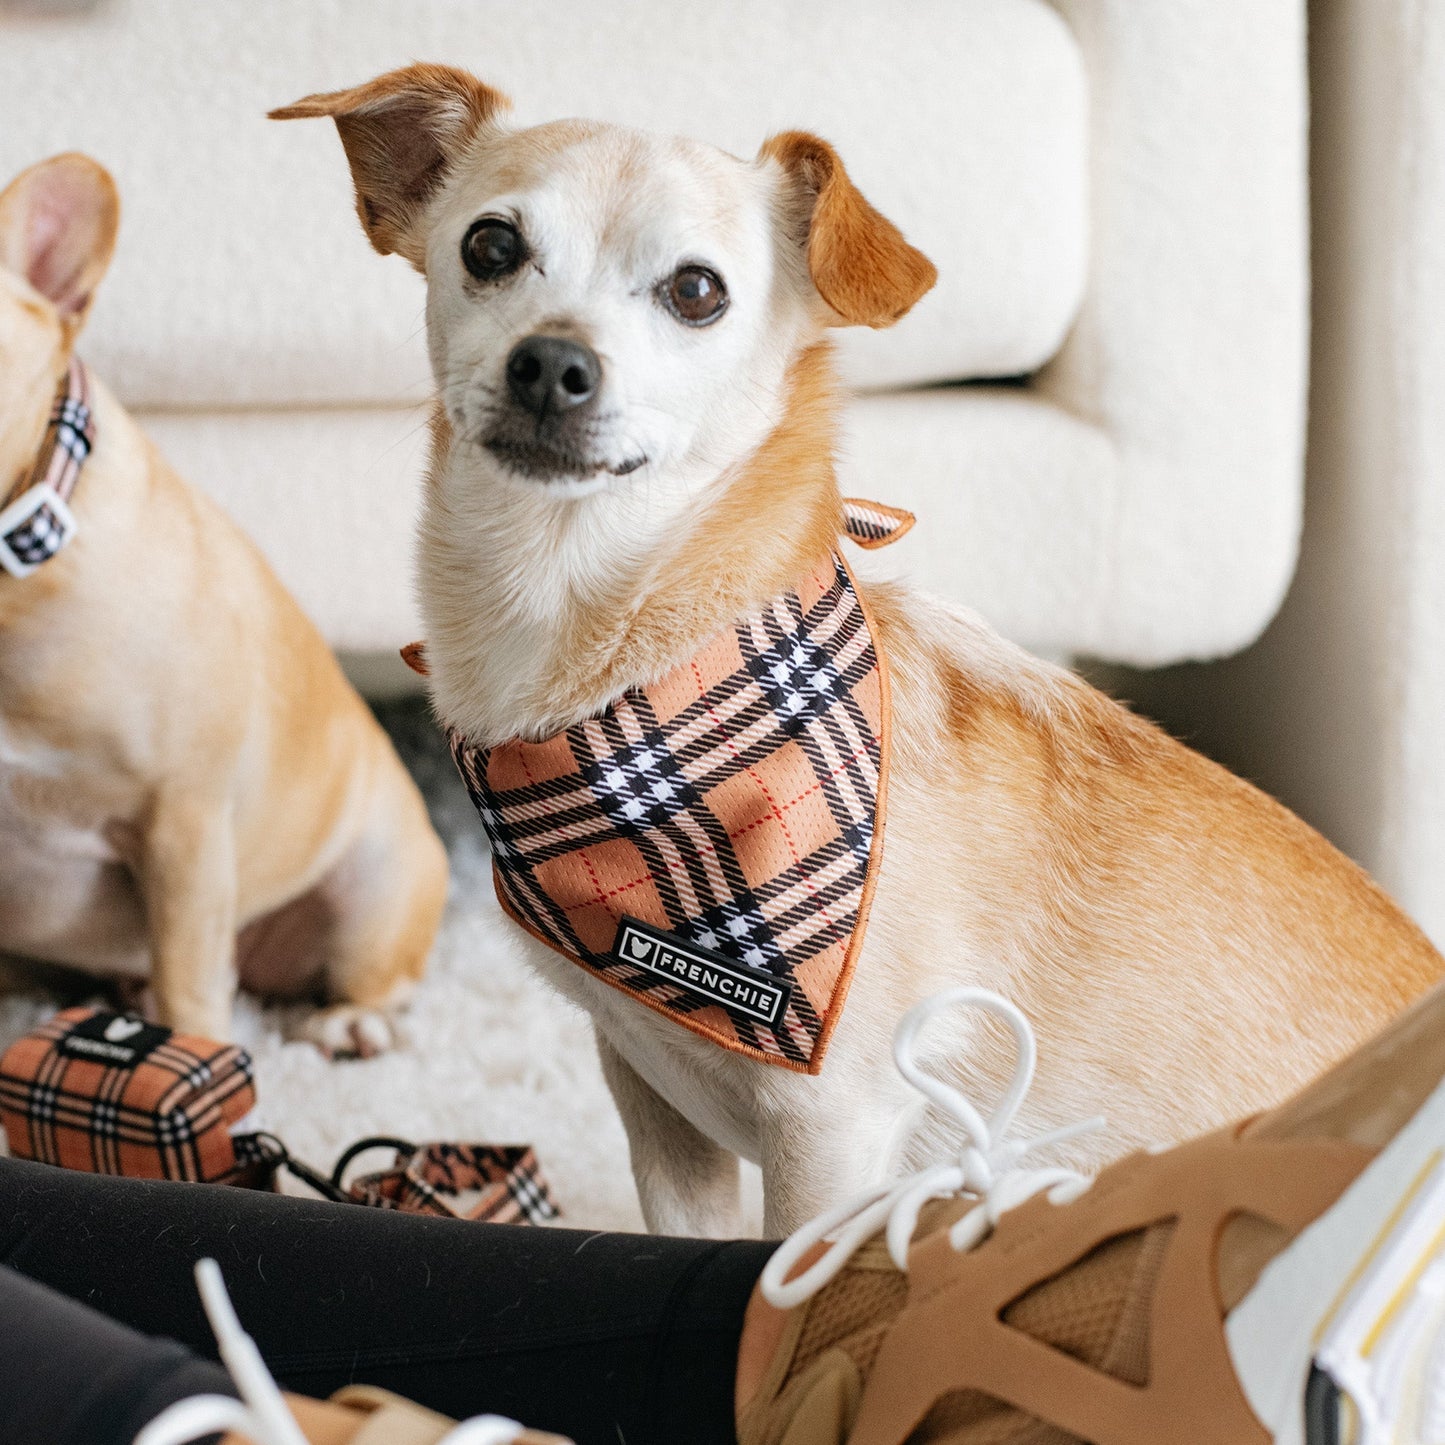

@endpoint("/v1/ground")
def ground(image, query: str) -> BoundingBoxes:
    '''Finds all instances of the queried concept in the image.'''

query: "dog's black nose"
[506,336,600,418]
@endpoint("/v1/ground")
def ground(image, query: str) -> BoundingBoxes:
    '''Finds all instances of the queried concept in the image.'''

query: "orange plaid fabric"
[449,499,911,1073]
[0,1008,256,1182]
[346,1142,560,1224]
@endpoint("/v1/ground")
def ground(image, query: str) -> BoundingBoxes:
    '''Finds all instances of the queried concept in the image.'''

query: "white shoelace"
[133,1259,528,1445]
[759,988,1105,1310]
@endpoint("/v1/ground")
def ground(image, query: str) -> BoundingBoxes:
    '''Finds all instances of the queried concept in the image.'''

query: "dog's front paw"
[300,1004,398,1059]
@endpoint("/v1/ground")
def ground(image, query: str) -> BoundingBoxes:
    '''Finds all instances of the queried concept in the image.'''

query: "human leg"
[0,1158,771,1445]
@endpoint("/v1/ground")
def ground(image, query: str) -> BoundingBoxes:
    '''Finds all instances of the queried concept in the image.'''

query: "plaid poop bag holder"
[0,1007,256,1181]
[436,498,914,1076]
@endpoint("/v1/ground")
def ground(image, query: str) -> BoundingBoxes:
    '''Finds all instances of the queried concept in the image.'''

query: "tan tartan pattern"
[0,1008,257,1182]
[839,497,914,548]
[451,514,898,1073]
[2,359,93,511]
[347,1142,560,1224]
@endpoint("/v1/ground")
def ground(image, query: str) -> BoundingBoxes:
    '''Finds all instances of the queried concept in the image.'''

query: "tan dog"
[0,154,448,1054]
[278,65,1443,1231]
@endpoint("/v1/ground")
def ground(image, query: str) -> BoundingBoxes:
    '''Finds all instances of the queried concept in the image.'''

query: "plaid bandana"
[0,358,93,578]
[446,498,914,1073]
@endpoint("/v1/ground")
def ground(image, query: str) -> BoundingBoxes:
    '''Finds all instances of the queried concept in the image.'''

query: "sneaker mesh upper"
[901,1223,1176,1444]
[791,1239,910,1380]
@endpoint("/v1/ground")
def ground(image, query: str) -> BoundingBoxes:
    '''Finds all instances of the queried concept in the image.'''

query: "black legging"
[0,1157,773,1445]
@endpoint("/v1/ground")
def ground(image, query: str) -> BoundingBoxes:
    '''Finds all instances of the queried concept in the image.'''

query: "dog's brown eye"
[664,265,727,326]
[462,218,526,281]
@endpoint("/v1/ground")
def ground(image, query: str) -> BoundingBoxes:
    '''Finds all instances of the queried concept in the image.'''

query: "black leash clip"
[232,1131,354,1204]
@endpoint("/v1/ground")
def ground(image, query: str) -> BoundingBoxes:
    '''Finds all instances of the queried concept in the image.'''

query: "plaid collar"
[0,358,94,579]
[446,497,914,1073]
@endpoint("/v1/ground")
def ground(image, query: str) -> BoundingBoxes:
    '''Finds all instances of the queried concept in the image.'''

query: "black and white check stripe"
[1,360,93,572]
[4,497,70,565]
[505,1153,561,1223]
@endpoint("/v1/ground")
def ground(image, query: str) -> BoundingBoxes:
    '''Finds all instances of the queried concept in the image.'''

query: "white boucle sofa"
[1105,0,1445,952]
[0,0,1308,671]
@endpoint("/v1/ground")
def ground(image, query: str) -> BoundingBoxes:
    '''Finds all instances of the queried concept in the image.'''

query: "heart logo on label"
[104,1017,145,1043]
[627,935,653,961]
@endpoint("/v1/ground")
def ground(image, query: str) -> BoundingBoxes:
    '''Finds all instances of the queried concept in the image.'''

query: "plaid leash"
[0,358,92,578]
[229,1132,561,1224]
[445,498,913,1074]
[338,1138,560,1224]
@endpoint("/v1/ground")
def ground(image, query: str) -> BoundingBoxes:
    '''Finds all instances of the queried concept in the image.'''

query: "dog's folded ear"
[761,131,936,329]
[270,63,509,268]
[0,153,119,338]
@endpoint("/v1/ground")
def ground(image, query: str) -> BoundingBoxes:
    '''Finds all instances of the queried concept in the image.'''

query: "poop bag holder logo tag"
[57,1010,170,1067]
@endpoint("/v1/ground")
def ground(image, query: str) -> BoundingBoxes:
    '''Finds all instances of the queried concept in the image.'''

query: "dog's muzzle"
[505,335,600,419]
[480,334,646,480]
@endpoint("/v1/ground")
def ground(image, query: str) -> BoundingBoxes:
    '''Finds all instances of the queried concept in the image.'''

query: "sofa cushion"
[142,389,1114,659]
[0,0,1086,409]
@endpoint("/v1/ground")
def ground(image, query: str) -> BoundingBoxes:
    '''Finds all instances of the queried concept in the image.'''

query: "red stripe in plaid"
[450,529,896,1073]
[0,1008,256,1182]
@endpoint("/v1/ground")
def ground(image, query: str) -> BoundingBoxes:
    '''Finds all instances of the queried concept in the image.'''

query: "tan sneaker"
[322,1386,569,1445]
[737,982,1445,1445]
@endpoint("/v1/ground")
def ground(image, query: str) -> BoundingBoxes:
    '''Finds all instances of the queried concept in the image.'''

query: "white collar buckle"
[0,481,79,579]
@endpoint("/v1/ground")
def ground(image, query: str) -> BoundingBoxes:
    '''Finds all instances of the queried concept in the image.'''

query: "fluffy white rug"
[0,700,764,1234]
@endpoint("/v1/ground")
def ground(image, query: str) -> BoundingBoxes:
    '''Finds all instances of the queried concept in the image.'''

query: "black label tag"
[58,1012,171,1068]
[612,917,793,1029]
